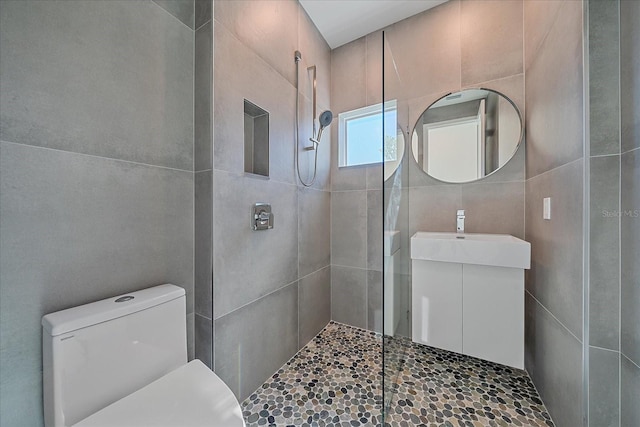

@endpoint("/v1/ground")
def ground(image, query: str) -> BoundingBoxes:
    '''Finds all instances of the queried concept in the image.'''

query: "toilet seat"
[73,360,245,427]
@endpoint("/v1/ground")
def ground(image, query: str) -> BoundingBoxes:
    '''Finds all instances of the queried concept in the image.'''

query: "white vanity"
[411,232,531,369]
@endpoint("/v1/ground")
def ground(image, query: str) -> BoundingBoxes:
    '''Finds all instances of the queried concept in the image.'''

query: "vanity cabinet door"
[462,264,524,369]
[412,260,463,353]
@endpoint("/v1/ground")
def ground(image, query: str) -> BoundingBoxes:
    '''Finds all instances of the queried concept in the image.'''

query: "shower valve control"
[252,203,274,231]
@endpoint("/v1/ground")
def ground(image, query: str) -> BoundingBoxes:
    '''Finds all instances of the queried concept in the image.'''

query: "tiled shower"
[0,1,638,426]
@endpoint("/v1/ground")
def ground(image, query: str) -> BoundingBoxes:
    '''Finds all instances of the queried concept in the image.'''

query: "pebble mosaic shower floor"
[241,322,554,427]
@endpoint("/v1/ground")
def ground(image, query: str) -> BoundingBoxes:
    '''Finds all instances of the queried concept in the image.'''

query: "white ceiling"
[299,0,448,49]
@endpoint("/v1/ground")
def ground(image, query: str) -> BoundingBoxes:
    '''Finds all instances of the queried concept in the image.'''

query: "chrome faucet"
[457,210,465,233]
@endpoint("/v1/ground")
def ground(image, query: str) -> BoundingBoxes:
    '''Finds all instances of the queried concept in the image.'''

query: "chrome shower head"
[314,110,333,144]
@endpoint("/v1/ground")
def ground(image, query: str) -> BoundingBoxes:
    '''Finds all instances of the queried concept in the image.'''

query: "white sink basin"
[410,232,531,269]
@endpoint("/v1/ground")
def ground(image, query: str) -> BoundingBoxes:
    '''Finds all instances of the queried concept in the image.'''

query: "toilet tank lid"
[42,284,185,337]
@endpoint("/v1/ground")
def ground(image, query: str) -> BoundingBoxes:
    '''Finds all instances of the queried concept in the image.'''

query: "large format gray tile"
[367,270,383,334]
[331,266,367,329]
[331,37,367,115]
[460,0,523,86]
[367,164,383,191]
[383,0,461,102]
[480,144,526,185]
[0,353,42,426]
[525,159,584,340]
[195,20,212,172]
[525,0,584,178]
[214,0,298,86]
[621,354,640,427]
[463,74,526,121]
[367,190,383,272]
[195,0,211,30]
[213,171,298,319]
[589,0,620,156]
[366,31,383,105]
[588,346,619,427]
[213,24,296,184]
[408,185,462,236]
[298,188,330,277]
[153,0,194,29]
[589,155,620,350]
[385,186,410,277]
[187,312,195,362]
[195,314,213,369]
[298,4,331,111]
[195,171,212,319]
[330,38,368,192]
[298,267,331,347]
[330,130,368,191]
[524,292,582,427]
[0,142,194,427]
[524,0,564,70]
[620,0,640,153]
[331,191,367,268]
[461,181,525,239]
[0,0,194,170]
[621,148,640,365]
[214,283,298,402]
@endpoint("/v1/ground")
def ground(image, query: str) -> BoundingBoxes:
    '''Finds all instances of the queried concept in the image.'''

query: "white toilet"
[42,284,245,427]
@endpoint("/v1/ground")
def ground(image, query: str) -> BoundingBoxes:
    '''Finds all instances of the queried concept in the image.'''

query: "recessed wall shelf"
[244,99,269,177]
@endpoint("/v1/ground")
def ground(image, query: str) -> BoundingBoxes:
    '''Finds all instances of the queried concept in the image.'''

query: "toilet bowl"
[42,284,245,427]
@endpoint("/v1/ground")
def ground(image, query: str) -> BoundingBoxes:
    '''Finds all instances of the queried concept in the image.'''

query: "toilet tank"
[42,284,187,427]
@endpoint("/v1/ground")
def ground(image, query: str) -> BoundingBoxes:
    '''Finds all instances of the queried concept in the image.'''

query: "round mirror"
[384,127,405,181]
[411,89,522,183]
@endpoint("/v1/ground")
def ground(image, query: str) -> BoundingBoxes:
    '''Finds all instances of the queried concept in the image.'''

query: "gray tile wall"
[587,2,621,425]
[212,0,332,402]
[0,1,195,426]
[619,8,640,426]
[587,1,640,425]
[330,0,526,338]
[193,1,213,370]
[524,1,585,426]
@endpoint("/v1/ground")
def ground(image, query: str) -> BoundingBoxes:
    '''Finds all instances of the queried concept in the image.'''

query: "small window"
[338,100,397,168]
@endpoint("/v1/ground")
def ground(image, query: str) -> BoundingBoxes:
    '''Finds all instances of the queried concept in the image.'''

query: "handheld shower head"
[313,110,333,144]
[319,110,333,128]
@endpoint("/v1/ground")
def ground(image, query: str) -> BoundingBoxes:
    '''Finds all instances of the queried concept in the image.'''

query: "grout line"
[581,1,591,424]
[621,146,640,156]
[617,0,623,416]
[195,169,213,175]
[590,153,621,159]
[195,312,213,322]
[525,156,584,182]
[193,18,212,32]
[331,264,378,273]
[0,140,194,174]
[150,0,195,31]
[214,17,295,90]
[214,279,299,321]
[192,0,196,364]
[526,290,583,345]
[298,265,331,282]
[589,344,620,354]
[621,352,640,370]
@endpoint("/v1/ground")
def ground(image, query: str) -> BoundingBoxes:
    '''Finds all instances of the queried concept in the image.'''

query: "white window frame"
[338,100,397,168]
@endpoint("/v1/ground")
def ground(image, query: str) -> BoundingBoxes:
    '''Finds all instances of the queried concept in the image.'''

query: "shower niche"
[244,99,269,177]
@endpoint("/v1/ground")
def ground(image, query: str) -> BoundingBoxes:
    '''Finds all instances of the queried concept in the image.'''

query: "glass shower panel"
[382,30,411,421]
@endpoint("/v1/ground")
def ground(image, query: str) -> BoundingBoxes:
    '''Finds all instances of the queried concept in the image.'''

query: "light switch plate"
[543,197,551,220]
